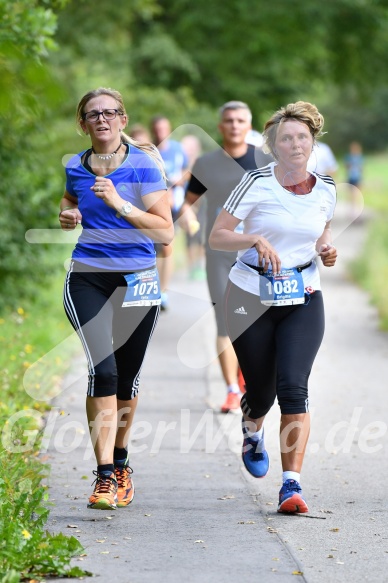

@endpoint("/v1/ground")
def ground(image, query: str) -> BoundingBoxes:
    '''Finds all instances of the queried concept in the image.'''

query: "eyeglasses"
[82,109,121,123]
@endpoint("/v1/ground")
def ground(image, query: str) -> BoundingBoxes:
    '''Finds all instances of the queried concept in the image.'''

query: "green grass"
[338,152,388,330]
[360,153,388,212]
[0,273,90,581]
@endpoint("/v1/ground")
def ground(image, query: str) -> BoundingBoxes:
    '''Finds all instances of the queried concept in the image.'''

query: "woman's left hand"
[91,177,121,210]
[319,244,337,267]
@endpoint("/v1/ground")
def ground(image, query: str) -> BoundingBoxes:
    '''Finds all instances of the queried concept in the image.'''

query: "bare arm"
[58,191,82,230]
[209,208,281,274]
[177,189,202,233]
[316,221,338,267]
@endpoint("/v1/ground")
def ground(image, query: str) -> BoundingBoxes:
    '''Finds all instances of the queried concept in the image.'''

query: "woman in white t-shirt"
[209,101,337,514]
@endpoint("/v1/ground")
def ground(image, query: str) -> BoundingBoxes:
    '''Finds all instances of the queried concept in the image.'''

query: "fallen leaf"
[144,514,151,517]
[96,539,106,543]
[267,527,278,533]
[327,554,334,559]
[195,540,204,543]
[100,551,109,554]
[330,528,340,532]
[266,502,274,505]
[67,524,78,528]
[292,571,303,576]
[272,557,280,561]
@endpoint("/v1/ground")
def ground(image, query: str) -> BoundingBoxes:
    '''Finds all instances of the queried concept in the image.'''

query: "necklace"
[92,142,122,160]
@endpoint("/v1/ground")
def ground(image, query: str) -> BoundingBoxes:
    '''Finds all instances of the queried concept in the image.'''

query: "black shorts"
[63,261,160,399]
[206,249,236,337]
[224,281,325,417]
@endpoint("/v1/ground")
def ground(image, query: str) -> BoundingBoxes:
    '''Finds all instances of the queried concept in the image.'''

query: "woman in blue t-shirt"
[59,87,173,510]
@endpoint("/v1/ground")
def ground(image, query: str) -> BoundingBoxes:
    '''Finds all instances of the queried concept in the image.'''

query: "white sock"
[242,419,264,442]
[227,383,240,394]
[282,471,300,483]
[248,428,264,442]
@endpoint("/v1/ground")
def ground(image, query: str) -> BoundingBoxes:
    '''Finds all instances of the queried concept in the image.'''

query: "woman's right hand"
[59,208,82,230]
[254,236,281,274]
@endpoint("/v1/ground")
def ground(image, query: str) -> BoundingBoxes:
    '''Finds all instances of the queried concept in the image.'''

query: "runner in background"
[151,116,189,311]
[181,134,206,281]
[180,101,272,412]
[345,141,364,221]
[307,141,338,177]
[129,123,152,144]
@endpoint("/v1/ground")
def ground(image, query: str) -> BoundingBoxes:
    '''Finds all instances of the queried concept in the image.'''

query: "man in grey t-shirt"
[180,101,272,412]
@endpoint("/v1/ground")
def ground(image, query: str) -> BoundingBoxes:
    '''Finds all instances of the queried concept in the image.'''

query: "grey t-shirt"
[187,145,272,246]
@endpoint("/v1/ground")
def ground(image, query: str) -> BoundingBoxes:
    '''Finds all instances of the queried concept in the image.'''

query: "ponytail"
[120,131,167,182]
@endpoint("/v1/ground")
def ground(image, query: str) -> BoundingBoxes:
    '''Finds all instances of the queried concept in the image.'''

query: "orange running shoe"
[87,471,118,510]
[115,465,135,507]
[237,367,246,394]
[221,391,241,413]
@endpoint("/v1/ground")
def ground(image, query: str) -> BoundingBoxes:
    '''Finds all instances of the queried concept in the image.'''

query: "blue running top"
[65,145,167,271]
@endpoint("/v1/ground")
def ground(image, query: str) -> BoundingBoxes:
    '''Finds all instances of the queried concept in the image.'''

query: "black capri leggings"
[63,261,160,399]
[224,281,325,417]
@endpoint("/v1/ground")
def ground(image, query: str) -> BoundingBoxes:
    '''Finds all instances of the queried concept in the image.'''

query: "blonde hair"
[76,87,166,180]
[262,101,325,159]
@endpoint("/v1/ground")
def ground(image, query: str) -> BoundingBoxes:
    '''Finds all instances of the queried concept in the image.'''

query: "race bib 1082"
[259,267,305,306]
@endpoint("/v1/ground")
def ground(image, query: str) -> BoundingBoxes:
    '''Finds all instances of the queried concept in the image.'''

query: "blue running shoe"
[277,479,308,514]
[241,434,269,478]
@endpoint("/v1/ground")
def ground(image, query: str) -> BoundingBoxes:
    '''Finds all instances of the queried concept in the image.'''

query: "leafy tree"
[130,0,388,124]
[0,0,70,311]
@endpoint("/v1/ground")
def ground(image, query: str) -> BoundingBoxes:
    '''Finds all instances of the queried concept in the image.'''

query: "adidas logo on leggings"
[234,306,247,315]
